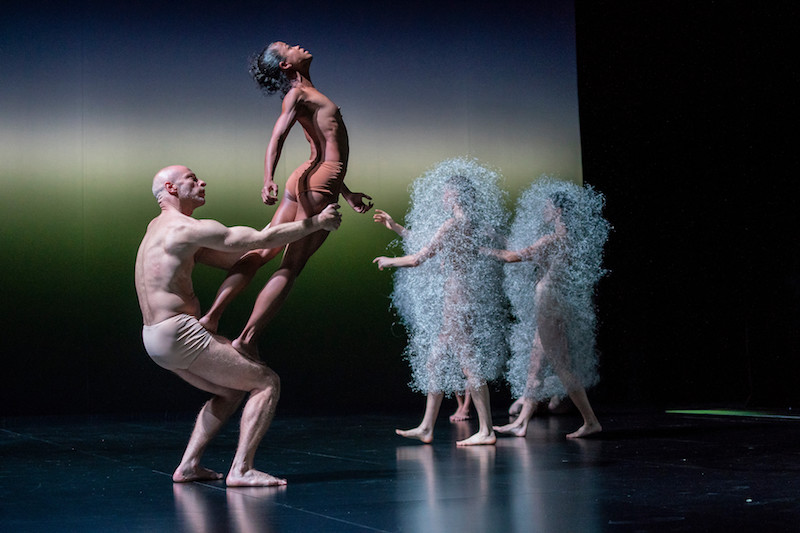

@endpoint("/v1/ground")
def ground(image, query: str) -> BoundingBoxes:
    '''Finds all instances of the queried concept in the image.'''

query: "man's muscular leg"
[176,335,287,486]
[169,372,245,482]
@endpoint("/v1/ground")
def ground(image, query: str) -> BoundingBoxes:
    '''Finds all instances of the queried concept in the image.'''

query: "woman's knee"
[237,251,272,270]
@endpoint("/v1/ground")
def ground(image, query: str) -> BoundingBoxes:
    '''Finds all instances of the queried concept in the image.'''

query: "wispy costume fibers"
[504,178,609,401]
[389,158,510,395]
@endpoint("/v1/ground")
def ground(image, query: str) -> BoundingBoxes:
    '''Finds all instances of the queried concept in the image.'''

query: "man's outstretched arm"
[191,204,342,254]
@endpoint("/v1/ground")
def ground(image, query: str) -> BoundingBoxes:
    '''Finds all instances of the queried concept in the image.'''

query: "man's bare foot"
[396,427,433,444]
[232,338,260,361]
[566,421,602,439]
[198,315,218,334]
[456,431,496,446]
[449,408,471,422]
[493,422,527,437]
[508,398,523,416]
[173,464,224,483]
[226,469,287,487]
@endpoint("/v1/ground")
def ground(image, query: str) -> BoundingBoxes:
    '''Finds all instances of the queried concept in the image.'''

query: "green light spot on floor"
[667,409,800,420]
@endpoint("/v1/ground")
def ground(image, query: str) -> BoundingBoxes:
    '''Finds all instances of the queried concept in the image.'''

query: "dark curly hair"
[249,43,291,97]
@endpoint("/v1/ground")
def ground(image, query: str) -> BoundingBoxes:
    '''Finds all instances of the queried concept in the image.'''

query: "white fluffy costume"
[389,158,510,395]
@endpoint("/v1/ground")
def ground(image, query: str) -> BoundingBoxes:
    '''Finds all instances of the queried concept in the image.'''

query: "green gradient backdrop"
[1,1,582,415]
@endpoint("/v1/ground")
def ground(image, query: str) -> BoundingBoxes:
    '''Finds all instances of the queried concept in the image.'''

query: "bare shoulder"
[297,85,336,110]
[175,216,227,240]
[157,213,220,253]
[282,86,306,107]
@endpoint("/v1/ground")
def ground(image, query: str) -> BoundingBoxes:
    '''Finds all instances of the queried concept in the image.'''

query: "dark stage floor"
[2,408,800,532]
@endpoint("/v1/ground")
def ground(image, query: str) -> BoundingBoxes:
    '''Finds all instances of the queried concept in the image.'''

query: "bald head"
[152,165,191,200]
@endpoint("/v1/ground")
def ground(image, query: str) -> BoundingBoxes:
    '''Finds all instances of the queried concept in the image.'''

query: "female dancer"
[373,158,509,446]
[487,179,609,438]
[200,41,372,357]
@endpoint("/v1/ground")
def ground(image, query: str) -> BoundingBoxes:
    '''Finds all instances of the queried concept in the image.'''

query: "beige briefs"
[142,314,212,370]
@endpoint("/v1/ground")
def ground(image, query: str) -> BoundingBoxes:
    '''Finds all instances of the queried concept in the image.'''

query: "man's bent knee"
[253,366,280,397]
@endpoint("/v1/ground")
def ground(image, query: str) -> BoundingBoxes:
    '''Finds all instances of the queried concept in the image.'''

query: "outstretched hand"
[317,204,343,231]
[372,256,393,271]
[373,209,395,230]
[345,191,374,213]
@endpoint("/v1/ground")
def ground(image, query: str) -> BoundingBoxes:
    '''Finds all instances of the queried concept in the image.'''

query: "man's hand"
[315,204,343,231]
[262,181,279,205]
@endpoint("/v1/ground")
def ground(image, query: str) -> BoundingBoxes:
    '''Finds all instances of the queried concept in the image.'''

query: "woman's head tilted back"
[249,42,291,97]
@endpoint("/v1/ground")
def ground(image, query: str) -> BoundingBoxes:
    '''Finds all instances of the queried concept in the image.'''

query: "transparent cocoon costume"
[503,177,610,401]
[389,158,511,396]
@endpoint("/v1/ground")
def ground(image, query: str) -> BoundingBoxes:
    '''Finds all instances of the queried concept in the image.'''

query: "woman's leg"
[538,315,601,438]
[494,397,538,437]
[233,189,333,358]
[457,383,496,446]
[200,195,298,334]
[449,390,472,422]
[396,392,444,444]
[508,397,524,416]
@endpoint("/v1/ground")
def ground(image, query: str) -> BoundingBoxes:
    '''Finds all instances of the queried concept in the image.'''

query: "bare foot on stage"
[173,465,224,483]
[226,469,287,487]
[456,431,496,446]
[493,421,527,438]
[198,315,218,335]
[396,427,433,444]
[566,421,602,439]
[232,338,260,362]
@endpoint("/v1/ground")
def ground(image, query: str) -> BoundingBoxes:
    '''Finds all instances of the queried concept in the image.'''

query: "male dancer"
[136,165,341,485]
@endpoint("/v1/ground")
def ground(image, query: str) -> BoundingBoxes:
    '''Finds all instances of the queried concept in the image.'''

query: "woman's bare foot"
[198,315,218,334]
[492,421,527,437]
[456,431,496,446]
[566,421,602,439]
[173,464,224,483]
[232,338,260,361]
[226,469,287,487]
[396,426,433,444]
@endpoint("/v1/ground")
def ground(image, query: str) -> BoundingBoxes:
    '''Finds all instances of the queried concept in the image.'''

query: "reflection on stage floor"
[2,409,800,532]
